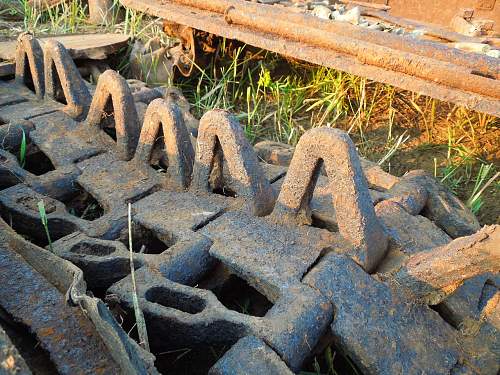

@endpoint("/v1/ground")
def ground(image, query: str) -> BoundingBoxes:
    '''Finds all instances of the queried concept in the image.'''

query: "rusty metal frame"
[120,0,500,117]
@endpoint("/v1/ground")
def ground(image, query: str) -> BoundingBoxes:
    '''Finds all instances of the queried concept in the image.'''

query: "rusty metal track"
[1,36,499,374]
[120,0,500,116]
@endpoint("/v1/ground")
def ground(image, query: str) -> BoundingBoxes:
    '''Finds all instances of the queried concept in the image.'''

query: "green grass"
[18,127,26,168]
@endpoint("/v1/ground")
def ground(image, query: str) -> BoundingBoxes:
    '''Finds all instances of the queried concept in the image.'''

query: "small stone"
[311,5,331,20]
[333,6,361,25]
[486,49,500,58]
[410,28,426,37]
[367,23,384,31]
[450,15,482,37]
[392,27,405,35]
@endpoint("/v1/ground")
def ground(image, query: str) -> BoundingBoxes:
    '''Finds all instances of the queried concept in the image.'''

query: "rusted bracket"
[86,70,140,161]
[163,21,197,77]
[271,127,388,272]
[191,109,274,216]
[133,98,194,189]
[15,34,45,99]
[43,40,92,119]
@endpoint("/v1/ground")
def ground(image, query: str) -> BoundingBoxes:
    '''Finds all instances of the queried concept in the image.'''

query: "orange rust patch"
[39,326,56,337]
[1,355,16,370]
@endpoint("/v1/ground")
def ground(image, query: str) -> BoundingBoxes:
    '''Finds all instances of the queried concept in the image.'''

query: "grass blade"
[128,203,150,351]
[19,128,26,168]
[37,200,53,252]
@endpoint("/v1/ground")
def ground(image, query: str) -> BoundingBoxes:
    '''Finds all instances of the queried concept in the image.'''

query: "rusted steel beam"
[169,0,500,80]
[120,0,500,116]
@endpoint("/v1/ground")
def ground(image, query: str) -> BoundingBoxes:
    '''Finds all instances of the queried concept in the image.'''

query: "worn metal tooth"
[77,98,194,212]
[43,40,92,119]
[133,98,194,189]
[271,127,388,272]
[85,70,141,161]
[15,34,45,99]
[191,109,275,217]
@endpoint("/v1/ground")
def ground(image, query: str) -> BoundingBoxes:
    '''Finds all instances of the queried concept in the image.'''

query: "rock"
[367,23,384,31]
[333,6,361,25]
[311,5,332,20]
[486,49,500,58]
[450,16,481,37]
[410,29,426,38]
[392,27,405,35]
[303,253,460,375]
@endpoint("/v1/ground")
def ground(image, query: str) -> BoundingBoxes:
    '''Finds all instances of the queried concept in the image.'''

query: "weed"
[37,199,53,252]
[18,128,26,168]
[127,202,150,351]
[466,164,499,215]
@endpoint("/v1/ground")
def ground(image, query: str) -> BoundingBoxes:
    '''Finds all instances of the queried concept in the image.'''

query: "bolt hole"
[198,267,273,317]
[64,185,104,221]
[212,186,237,198]
[116,222,171,254]
[22,54,35,93]
[311,214,339,232]
[49,62,67,105]
[22,149,55,176]
[145,286,206,314]
[101,97,117,141]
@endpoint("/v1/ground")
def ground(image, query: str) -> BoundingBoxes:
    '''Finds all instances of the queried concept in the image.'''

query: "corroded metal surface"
[0,38,498,374]
[119,0,500,116]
